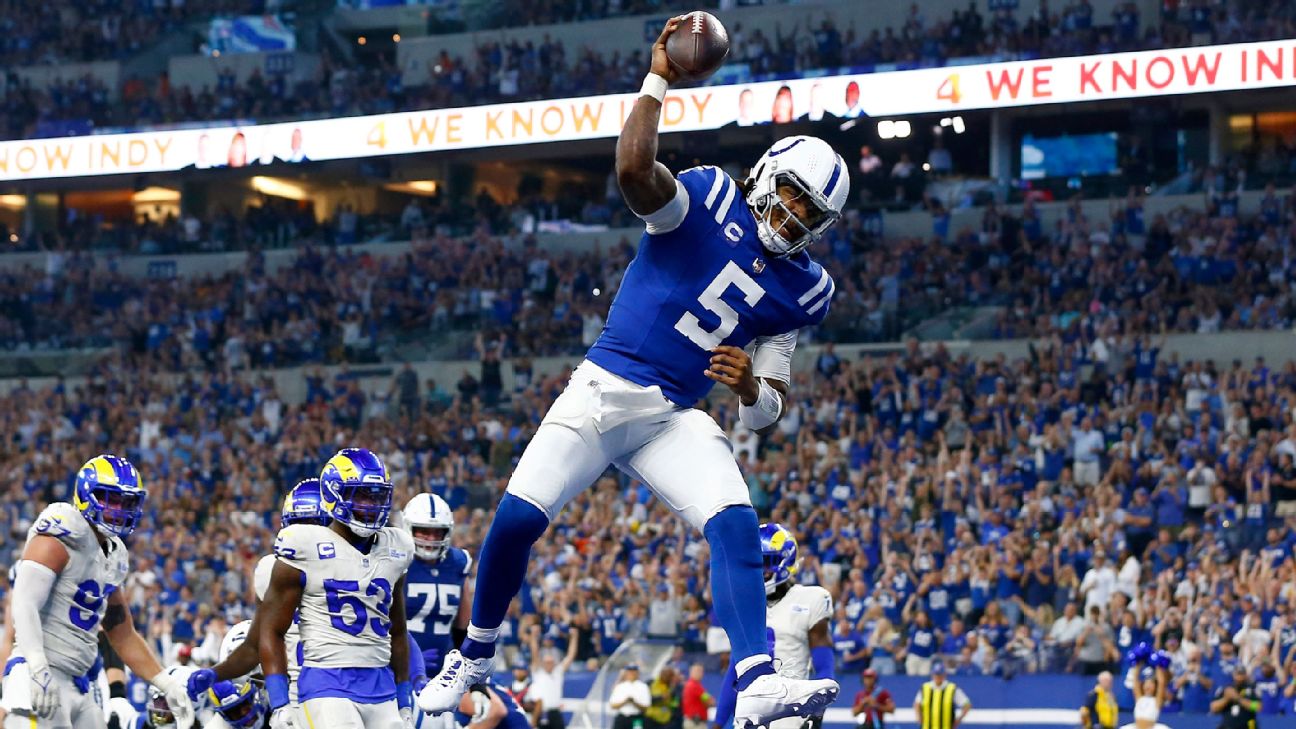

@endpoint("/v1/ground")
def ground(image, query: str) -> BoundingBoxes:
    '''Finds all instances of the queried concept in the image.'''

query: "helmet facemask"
[149,690,176,726]
[89,486,146,537]
[750,170,840,257]
[337,482,392,537]
[411,524,452,561]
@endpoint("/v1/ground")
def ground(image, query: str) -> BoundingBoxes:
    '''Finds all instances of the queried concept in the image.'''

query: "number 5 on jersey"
[674,261,767,350]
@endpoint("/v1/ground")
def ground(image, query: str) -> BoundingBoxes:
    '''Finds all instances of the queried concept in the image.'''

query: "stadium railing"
[573,638,679,729]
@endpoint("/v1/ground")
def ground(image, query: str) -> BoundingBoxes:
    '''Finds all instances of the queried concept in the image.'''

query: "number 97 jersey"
[273,524,414,669]
[20,503,130,676]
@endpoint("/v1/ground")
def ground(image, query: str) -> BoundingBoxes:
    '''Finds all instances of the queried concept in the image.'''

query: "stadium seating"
[9,0,1296,140]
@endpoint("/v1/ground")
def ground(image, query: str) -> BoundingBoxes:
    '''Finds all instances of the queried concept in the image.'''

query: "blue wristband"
[397,680,413,710]
[266,674,290,710]
[810,646,835,680]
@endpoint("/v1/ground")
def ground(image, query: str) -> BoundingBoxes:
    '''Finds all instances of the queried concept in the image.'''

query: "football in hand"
[665,11,730,81]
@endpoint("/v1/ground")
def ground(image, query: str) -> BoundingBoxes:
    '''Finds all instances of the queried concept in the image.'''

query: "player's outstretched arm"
[462,688,507,729]
[12,535,70,718]
[808,619,835,680]
[258,559,304,710]
[103,589,201,725]
[616,16,685,217]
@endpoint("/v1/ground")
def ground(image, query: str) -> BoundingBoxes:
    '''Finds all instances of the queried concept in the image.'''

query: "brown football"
[665,11,730,82]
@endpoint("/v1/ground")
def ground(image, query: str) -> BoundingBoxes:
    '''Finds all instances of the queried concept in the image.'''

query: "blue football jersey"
[405,546,472,665]
[587,166,835,406]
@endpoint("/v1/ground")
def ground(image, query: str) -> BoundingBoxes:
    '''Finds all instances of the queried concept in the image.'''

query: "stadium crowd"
[0,0,280,68]
[8,0,1296,140]
[3,172,1296,361]
[2,316,1296,715]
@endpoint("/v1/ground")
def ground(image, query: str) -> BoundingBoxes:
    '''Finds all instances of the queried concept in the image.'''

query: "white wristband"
[640,73,669,103]
[738,379,783,430]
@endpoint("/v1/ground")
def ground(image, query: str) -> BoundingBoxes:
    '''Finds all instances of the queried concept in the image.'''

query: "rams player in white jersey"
[257,449,415,729]
[1,455,203,729]
[212,479,331,716]
[716,524,835,729]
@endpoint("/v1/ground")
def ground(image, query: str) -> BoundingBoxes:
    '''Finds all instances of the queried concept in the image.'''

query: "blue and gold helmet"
[281,478,330,527]
[759,522,799,595]
[73,455,146,538]
[319,449,392,538]
[207,680,266,728]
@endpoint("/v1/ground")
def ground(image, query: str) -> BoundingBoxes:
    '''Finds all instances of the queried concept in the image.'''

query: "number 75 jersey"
[273,524,414,668]
[405,547,472,657]
[586,165,836,407]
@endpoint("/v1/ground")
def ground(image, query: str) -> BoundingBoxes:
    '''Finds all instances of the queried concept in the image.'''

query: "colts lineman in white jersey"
[716,524,835,729]
[1,455,201,729]
[258,449,415,729]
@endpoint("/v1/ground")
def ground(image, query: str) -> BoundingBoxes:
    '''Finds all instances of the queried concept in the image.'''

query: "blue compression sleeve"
[714,660,738,729]
[704,506,772,668]
[811,645,835,680]
[464,494,549,660]
[407,632,427,684]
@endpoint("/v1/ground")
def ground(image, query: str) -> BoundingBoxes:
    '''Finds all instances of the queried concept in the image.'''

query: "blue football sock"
[461,493,549,660]
[704,505,774,686]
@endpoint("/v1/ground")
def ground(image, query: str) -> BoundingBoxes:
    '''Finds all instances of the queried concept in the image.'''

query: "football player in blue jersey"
[402,493,472,726]
[420,16,847,729]
[453,681,531,729]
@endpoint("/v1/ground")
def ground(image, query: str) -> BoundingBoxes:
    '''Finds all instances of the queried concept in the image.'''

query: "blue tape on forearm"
[811,646,835,680]
[266,674,290,709]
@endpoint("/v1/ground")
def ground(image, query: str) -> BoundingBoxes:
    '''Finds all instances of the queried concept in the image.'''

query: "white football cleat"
[733,672,839,729]
[417,649,495,714]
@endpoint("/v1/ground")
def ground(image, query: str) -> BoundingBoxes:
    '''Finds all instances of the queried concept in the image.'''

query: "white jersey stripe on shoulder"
[714,175,738,223]
[805,278,835,316]
[797,268,831,305]
[703,167,726,209]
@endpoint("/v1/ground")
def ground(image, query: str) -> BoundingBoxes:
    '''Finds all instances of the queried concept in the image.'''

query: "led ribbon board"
[2,39,1293,181]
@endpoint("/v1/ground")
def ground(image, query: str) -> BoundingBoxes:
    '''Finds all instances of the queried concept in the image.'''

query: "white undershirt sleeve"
[12,560,57,668]
[637,179,689,234]
[749,331,798,384]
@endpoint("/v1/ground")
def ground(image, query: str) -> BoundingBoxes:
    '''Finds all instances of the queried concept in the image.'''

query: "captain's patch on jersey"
[317,542,336,559]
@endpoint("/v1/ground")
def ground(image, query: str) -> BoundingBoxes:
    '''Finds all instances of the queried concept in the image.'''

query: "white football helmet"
[219,620,256,680]
[745,135,849,256]
[403,493,454,561]
[220,620,252,663]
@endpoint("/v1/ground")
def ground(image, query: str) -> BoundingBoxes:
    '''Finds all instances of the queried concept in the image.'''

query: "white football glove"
[27,659,60,719]
[400,706,416,729]
[269,706,298,729]
[470,690,492,723]
[107,696,140,729]
[152,671,195,727]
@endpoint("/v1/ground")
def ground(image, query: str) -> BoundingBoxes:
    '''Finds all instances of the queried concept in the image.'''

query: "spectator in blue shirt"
[833,618,871,674]
[904,611,938,676]
[1124,487,1157,557]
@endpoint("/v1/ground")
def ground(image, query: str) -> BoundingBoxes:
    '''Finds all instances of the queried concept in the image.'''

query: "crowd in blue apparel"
[1,312,1296,715]
[4,173,1296,362]
[7,0,1296,139]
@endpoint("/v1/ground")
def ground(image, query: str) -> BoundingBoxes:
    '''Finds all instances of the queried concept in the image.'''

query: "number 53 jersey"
[274,524,414,669]
[18,502,130,676]
[587,165,836,407]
